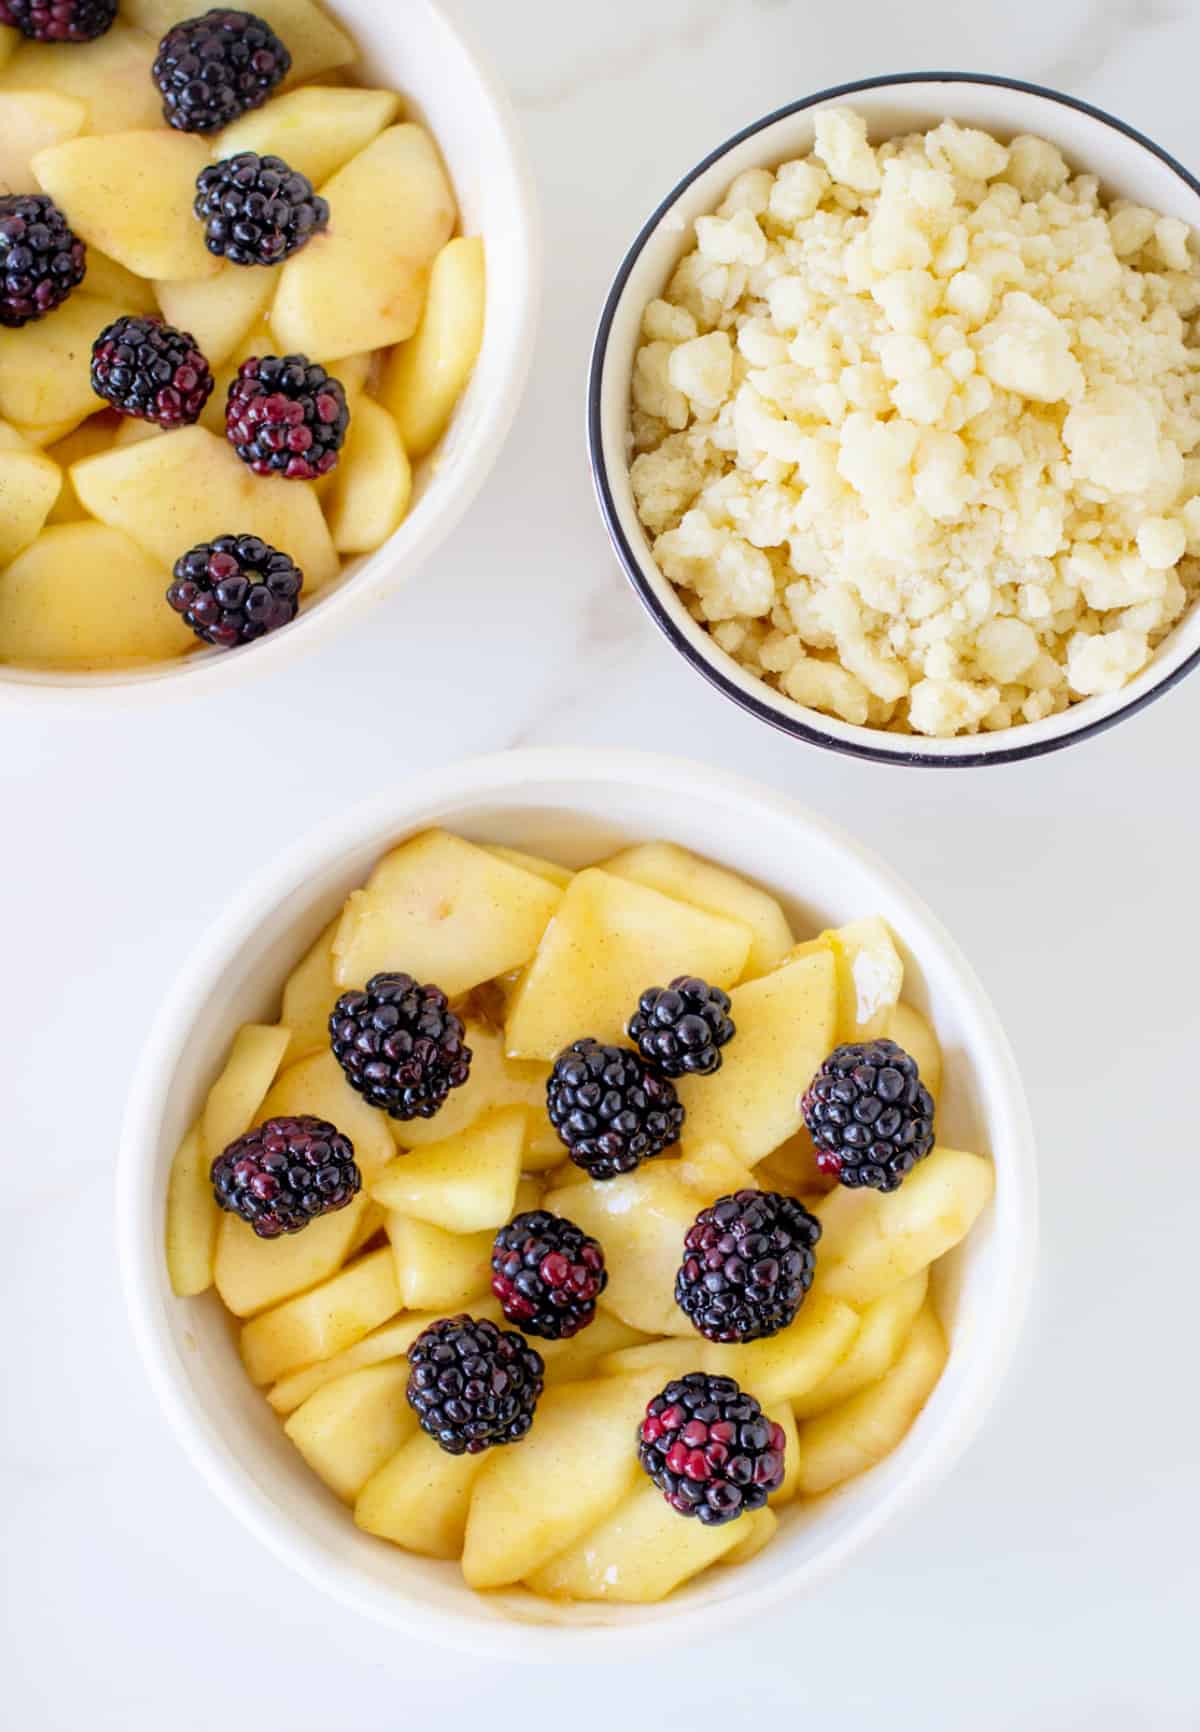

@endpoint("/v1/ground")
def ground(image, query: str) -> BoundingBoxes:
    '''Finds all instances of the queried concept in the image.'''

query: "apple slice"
[271,125,456,361]
[887,1001,943,1100]
[675,949,837,1165]
[165,1120,218,1297]
[278,917,339,1064]
[537,1312,648,1386]
[543,1163,700,1337]
[0,449,60,567]
[284,1362,416,1504]
[122,0,354,86]
[34,131,218,281]
[793,1269,928,1419]
[718,1292,860,1406]
[218,86,400,188]
[506,868,752,1061]
[0,27,15,71]
[484,845,573,890]
[526,1478,748,1601]
[0,22,162,134]
[0,90,84,193]
[72,425,339,591]
[385,1213,492,1311]
[44,416,119,524]
[240,1246,401,1385]
[154,266,275,369]
[0,294,127,429]
[333,828,562,999]
[255,1050,393,1181]
[355,1430,486,1559]
[792,916,904,1043]
[84,250,157,315]
[325,395,411,554]
[370,1104,525,1233]
[601,841,794,979]
[379,235,485,460]
[722,1505,777,1566]
[214,1194,374,1319]
[200,1022,291,1166]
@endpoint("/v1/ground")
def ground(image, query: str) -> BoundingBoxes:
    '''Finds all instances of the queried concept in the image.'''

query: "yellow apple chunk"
[794,1303,947,1495]
[72,426,339,591]
[754,1128,829,1197]
[83,249,157,314]
[602,842,794,980]
[793,916,904,1043]
[722,1505,777,1565]
[767,1402,800,1505]
[370,1104,525,1233]
[333,828,562,999]
[813,1147,994,1306]
[355,1430,486,1559]
[165,1120,219,1297]
[543,1164,700,1337]
[537,1312,648,1386]
[506,869,752,1061]
[44,416,119,523]
[278,917,339,1064]
[154,267,275,369]
[325,396,411,554]
[385,1213,492,1312]
[0,23,162,134]
[887,1001,943,1100]
[201,1022,291,1166]
[527,1479,747,1602]
[34,131,218,281]
[214,1195,374,1319]
[0,419,27,450]
[719,1292,860,1406]
[122,0,354,86]
[241,1246,401,1385]
[380,235,485,461]
[676,949,837,1165]
[484,845,573,890]
[0,90,84,192]
[255,1050,393,1181]
[219,86,401,188]
[0,522,191,668]
[0,27,15,71]
[271,125,456,361]
[284,1362,416,1504]
[463,1373,662,1589]
[0,294,126,428]
[0,450,60,567]
[676,1141,758,1199]
[793,1270,928,1419]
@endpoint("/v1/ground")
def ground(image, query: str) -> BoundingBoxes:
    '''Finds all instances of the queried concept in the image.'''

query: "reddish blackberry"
[152,9,290,133]
[329,972,472,1122]
[0,194,85,328]
[225,354,349,480]
[166,534,302,648]
[628,976,735,1079]
[802,1038,935,1192]
[491,1210,608,1340]
[194,152,329,266]
[675,1189,820,1343]
[211,1113,361,1239]
[546,1038,684,1181]
[406,1315,543,1455]
[90,315,214,427]
[0,0,115,39]
[639,1373,785,1524]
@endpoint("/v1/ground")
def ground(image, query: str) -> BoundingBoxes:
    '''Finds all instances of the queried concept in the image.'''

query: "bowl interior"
[593,76,1200,763]
[121,753,1034,1655]
[0,0,536,703]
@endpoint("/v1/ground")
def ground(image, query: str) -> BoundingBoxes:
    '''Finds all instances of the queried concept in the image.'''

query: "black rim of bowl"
[587,69,1200,768]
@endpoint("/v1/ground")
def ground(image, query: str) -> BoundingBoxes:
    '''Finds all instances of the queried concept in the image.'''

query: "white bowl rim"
[117,747,1038,1656]
[0,0,541,712]
[587,70,1200,768]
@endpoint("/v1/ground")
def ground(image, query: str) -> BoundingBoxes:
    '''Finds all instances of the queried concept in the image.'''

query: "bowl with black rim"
[588,72,1200,767]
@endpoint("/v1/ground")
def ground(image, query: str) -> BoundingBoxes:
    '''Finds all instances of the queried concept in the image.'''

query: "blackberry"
[0,0,115,39]
[546,1038,684,1181]
[225,353,350,480]
[0,194,85,328]
[638,1372,785,1525]
[166,534,302,648]
[491,1210,608,1340]
[628,976,735,1079]
[211,1113,361,1239]
[406,1315,543,1455]
[194,152,329,266]
[90,315,214,428]
[802,1038,935,1192]
[675,1189,820,1343]
[152,9,290,133]
[329,972,472,1122]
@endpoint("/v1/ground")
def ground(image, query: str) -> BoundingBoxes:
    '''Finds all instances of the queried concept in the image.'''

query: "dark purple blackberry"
[406,1315,543,1455]
[90,315,214,427]
[675,1189,820,1343]
[152,9,290,133]
[639,1372,785,1524]
[628,975,735,1079]
[211,1113,361,1239]
[225,353,349,480]
[329,972,472,1122]
[166,534,302,648]
[0,194,85,328]
[802,1038,935,1192]
[194,152,329,266]
[546,1038,684,1181]
[491,1210,607,1340]
[0,0,115,39]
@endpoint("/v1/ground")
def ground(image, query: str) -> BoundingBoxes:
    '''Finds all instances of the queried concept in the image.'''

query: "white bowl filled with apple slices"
[0,0,537,701]
[120,749,1036,1654]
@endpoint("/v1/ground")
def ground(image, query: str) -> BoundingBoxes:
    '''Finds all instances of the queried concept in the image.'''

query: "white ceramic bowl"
[119,748,1036,1655]
[589,74,1200,767]
[0,0,539,709]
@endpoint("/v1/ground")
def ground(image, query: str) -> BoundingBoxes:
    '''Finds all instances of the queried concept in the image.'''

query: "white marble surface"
[4,0,1200,1725]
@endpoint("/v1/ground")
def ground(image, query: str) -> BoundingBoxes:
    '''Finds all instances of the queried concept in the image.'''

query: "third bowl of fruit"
[119,749,1036,1653]
[0,0,537,700]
